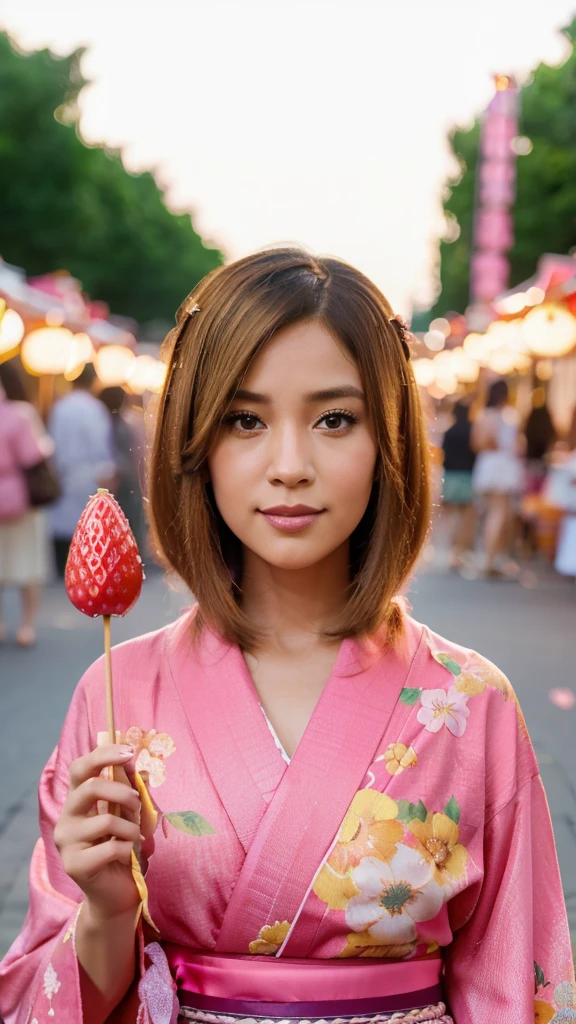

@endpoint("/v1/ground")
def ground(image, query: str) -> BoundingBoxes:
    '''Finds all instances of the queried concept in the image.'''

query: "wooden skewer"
[103,614,115,742]
[103,614,120,817]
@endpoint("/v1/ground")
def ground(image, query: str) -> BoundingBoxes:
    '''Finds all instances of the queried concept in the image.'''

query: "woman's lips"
[259,511,324,532]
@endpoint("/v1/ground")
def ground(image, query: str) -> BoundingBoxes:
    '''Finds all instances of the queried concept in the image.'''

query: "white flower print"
[346,845,445,945]
[554,982,576,1009]
[43,961,61,1016]
[135,747,167,787]
[416,685,470,737]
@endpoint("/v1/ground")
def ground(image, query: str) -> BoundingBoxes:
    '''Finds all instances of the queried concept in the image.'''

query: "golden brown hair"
[149,247,430,650]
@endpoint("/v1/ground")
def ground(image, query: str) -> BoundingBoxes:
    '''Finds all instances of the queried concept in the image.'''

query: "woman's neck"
[240,543,350,655]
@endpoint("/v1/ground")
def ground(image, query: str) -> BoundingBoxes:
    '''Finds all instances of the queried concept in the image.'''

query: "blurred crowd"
[0,359,147,646]
[2,360,576,647]
[435,380,576,580]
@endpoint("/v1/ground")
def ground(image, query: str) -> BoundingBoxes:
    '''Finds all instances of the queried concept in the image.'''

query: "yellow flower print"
[534,1001,555,1024]
[338,931,417,959]
[454,673,486,696]
[249,920,291,955]
[407,813,468,887]
[313,789,403,910]
[379,743,418,776]
[456,657,511,699]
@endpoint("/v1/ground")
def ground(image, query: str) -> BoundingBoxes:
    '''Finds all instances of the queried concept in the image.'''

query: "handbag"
[23,457,61,507]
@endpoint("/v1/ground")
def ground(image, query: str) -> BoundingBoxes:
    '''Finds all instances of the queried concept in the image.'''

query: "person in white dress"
[48,363,117,575]
[472,379,523,577]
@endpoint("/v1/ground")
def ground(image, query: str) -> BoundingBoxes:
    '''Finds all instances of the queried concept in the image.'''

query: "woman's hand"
[54,744,142,922]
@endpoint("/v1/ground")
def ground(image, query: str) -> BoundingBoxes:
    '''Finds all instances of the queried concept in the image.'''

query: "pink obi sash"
[163,945,445,1019]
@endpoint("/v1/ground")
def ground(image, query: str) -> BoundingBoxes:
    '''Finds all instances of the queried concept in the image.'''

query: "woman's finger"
[72,839,136,879]
[69,745,135,789]
[66,777,140,817]
[74,813,142,848]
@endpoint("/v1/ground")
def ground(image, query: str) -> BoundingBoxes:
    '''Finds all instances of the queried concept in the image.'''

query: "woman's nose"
[266,424,315,486]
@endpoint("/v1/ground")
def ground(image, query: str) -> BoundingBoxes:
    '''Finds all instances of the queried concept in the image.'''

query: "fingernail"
[140,834,146,842]
[119,745,135,756]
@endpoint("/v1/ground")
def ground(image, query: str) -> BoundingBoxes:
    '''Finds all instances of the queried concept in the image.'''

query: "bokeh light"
[21,326,74,375]
[94,344,135,386]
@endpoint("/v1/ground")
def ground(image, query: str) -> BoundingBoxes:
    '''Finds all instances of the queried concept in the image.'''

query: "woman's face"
[207,320,378,573]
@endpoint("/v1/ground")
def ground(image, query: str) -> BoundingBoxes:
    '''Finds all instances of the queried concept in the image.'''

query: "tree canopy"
[0,33,223,323]
[432,18,576,317]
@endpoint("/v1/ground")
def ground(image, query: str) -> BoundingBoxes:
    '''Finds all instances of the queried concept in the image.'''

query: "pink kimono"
[0,608,573,1024]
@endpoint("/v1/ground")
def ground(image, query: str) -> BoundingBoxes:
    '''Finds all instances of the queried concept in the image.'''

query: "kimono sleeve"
[444,773,575,1023]
[0,659,160,1024]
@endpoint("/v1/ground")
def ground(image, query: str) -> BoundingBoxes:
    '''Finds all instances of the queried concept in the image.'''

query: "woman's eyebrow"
[233,385,366,404]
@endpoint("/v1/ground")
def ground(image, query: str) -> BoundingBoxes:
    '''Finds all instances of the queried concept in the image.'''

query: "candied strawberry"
[65,490,144,617]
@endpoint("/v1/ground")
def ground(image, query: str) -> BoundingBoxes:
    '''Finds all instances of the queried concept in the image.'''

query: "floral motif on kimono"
[534,966,576,1023]
[0,610,573,1024]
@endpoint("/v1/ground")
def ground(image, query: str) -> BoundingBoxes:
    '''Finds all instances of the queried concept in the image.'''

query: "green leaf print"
[399,687,421,705]
[164,812,216,836]
[444,796,461,825]
[534,960,551,995]
[435,653,462,677]
[397,799,427,823]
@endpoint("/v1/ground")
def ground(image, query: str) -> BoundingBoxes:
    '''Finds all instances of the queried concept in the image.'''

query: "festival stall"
[0,259,167,416]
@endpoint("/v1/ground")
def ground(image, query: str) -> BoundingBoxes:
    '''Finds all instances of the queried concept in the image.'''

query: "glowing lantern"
[485,320,513,350]
[412,358,435,388]
[487,348,518,375]
[513,352,533,373]
[21,327,75,375]
[0,307,25,359]
[64,333,95,381]
[463,333,487,361]
[520,303,576,358]
[450,348,480,383]
[125,355,167,395]
[94,345,135,386]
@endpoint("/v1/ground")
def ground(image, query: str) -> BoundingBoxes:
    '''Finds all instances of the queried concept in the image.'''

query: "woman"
[0,360,53,646]
[524,392,556,495]
[472,379,523,577]
[441,400,476,570]
[521,392,557,557]
[0,250,572,1023]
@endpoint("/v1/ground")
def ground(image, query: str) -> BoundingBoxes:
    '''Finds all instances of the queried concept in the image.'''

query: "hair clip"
[176,301,202,331]
[389,316,412,361]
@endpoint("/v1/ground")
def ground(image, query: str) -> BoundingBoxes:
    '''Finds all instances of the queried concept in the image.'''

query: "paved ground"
[0,555,575,958]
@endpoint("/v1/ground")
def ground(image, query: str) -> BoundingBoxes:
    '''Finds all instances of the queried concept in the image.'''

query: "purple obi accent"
[178,984,444,1017]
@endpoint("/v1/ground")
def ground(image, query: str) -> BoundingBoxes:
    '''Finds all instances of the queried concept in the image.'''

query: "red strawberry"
[65,490,144,617]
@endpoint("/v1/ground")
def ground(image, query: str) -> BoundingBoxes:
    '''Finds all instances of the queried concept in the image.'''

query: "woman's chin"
[244,539,336,572]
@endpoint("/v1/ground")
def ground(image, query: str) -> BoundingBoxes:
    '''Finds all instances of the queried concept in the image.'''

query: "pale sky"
[1,0,575,314]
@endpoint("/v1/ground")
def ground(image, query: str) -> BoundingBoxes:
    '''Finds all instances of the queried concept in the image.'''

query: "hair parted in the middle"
[149,246,430,650]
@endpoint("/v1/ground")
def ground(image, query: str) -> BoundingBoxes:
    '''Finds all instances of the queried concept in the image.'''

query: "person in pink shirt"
[0,360,54,645]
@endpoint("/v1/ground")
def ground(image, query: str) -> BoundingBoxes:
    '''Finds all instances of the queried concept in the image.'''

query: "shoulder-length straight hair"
[149,247,430,650]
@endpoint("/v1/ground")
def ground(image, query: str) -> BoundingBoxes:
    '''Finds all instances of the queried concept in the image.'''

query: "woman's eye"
[317,411,358,431]
[226,412,263,432]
